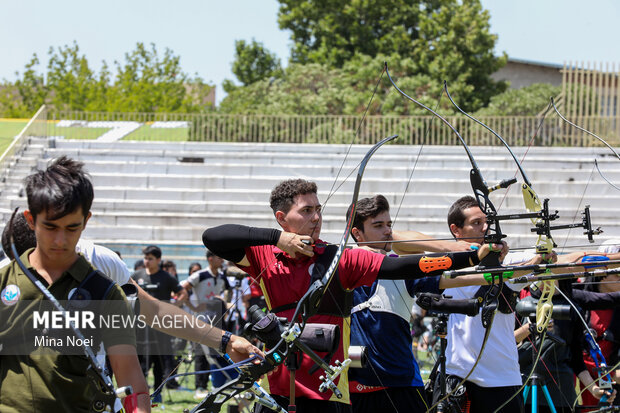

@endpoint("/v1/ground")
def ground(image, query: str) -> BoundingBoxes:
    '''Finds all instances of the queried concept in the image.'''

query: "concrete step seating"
[0,138,618,257]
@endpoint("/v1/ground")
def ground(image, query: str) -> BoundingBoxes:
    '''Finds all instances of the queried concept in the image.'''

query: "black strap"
[65,270,118,347]
[69,270,116,302]
[474,283,518,315]
[271,245,352,317]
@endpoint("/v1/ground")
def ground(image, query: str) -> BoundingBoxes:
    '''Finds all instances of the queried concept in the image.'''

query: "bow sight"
[478,191,601,261]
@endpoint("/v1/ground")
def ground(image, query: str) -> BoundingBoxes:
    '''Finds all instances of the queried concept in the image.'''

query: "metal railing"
[42,110,620,146]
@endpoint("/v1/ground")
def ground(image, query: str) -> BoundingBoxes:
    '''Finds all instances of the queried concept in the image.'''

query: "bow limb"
[444,82,560,332]
[551,97,620,164]
[384,62,506,411]
[595,159,620,191]
[443,88,555,324]
[296,134,399,321]
[442,81,532,188]
[384,64,510,261]
[443,83,562,412]
[190,134,398,412]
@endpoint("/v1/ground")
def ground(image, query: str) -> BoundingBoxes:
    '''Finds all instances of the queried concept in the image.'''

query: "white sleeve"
[599,239,620,254]
[187,272,201,287]
[85,243,131,285]
[502,251,536,266]
[241,277,251,296]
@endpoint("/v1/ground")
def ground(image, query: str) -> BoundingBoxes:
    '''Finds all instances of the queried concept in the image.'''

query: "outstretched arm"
[202,224,316,266]
[392,230,477,254]
[377,242,508,280]
[108,345,151,412]
[131,279,262,362]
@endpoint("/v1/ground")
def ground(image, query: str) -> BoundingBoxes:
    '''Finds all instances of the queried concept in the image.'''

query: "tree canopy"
[0,42,214,117]
[219,54,461,115]
[1,1,555,118]
[221,0,507,114]
[475,83,562,117]
[223,39,283,93]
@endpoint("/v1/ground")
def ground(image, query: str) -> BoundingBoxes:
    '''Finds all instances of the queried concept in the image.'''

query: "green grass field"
[0,119,28,139]
[52,126,112,140]
[0,119,190,142]
[0,120,28,154]
[123,125,189,141]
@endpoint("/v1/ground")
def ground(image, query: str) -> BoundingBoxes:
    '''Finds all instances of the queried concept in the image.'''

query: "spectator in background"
[163,260,178,280]
[134,259,145,272]
[223,264,251,335]
[132,245,188,392]
[188,262,202,277]
[185,261,210,397]
[181,250,236,393]
[181,251,227,310]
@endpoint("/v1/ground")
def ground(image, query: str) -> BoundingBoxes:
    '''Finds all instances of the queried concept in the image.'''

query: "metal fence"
[46,110,620,147]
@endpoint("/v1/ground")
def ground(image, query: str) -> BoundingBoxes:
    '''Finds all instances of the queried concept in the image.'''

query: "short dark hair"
[2,213,37,259]
[25,156,94,221]
[162,260,176,269]
[206,249,215,259]
[269,179,318,214]
[188,262,202,274]
[142,245,162,259]
[134,259,145,271]
[348,195,390,242]
[447,196,479,234]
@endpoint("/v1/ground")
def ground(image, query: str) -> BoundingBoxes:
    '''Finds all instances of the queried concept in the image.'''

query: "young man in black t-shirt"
[132,245,188,393]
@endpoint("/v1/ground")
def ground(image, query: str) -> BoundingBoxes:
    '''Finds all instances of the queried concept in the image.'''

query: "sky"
[1,0,618,105]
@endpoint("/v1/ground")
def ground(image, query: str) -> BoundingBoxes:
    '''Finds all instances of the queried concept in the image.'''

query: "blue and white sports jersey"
[349,275,441,388]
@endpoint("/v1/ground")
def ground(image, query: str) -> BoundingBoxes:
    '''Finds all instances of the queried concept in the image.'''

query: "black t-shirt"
[131,268,182,301]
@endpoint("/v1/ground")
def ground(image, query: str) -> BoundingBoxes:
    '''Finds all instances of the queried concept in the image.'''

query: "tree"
[109,42,198,113]
[220,62,347,115]
[0,55,48,117]
[224,39,283,93]
[475,83,561,116]
[412,0,507,111]
[0,42,215,117]
[277,0,428,67]
[277,0,506,111]
[219,54,451,116]
[46,42,104,111]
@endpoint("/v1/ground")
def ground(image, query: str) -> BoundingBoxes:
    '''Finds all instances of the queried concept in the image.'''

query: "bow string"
[189,66,397,412]
[383,62,520,411]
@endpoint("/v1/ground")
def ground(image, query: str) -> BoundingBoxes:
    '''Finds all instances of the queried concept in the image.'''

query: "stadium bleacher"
[1,137,619,277]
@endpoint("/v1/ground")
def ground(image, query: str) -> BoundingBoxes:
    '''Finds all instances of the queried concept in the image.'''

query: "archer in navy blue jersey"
[346,195,498,413]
